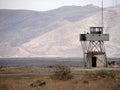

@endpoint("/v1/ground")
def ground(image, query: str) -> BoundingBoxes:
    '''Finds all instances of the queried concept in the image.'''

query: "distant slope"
[0,5,100,57]
[0,4,100,45]
[0,5,120,57]
[16,8,120,57]
[47,4,100,21]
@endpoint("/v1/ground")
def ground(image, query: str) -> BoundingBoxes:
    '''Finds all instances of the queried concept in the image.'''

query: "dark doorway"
[92,56,97,67]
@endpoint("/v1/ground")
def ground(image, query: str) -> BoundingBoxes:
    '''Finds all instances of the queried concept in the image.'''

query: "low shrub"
[51,65,73,80]
[87,70,117,79]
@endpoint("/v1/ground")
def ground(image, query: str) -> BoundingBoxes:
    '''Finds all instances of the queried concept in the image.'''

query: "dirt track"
[0,67,120,78]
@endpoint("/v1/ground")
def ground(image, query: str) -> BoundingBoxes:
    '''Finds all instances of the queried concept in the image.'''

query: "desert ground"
[0,66,120,90]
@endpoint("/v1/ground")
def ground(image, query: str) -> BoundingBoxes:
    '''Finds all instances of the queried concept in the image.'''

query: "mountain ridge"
[0,5,120,57]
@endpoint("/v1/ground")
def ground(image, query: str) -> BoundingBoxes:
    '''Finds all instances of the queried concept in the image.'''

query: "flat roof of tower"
[90,27,103,28]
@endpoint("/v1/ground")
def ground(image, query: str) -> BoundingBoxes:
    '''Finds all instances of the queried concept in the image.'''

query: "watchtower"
[80,27,109,68]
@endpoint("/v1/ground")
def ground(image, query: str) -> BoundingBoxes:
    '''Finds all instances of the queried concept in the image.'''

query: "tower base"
[85,52,107,68]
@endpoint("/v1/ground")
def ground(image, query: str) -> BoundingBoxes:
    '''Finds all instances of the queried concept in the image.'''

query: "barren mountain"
[0,5,119,57]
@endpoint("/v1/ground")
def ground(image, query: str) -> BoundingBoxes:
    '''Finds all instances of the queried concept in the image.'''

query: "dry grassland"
[0,67,120,90]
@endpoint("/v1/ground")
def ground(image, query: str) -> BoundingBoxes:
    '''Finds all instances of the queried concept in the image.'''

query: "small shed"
[86,52,107,68]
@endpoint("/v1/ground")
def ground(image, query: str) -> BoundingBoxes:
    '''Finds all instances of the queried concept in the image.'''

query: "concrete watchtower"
[80,27,109,68]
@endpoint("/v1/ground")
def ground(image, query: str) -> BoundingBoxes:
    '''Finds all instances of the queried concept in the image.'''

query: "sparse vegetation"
[86,70,118,79]
[0,75,120,90]
[0,67,120,90]
[51,65,73,80]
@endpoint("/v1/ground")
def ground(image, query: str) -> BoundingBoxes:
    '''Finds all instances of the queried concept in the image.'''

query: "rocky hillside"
[0,4,120,57]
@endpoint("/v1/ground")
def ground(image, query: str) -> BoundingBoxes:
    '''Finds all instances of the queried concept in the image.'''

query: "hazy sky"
[0,0,119,11]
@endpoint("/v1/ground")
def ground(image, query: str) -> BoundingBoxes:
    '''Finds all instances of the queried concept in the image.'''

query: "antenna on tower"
[113,0,117,8]
[101,0,104,27]
[116,0,117,8]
